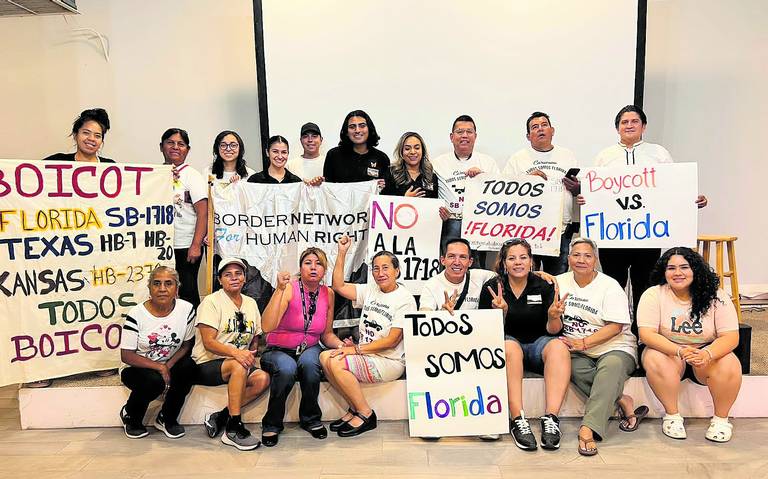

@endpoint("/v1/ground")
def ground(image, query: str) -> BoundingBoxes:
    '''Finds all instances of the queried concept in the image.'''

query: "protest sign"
[579,163,698,248]
[0,160,174,386]
[461,174,563,254]
[403,309,509,437]
[368,195,443,295]
[213,181,377,286]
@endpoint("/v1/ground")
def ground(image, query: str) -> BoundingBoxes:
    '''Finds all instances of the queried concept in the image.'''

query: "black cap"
[300,122,321,136]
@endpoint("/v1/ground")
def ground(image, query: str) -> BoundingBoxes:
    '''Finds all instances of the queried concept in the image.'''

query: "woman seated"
[205,130,256,187]
[191,258,270,451]
[638,247,741,443]
[119,266,197,439]
[259,247,345,447]
[320,235,416,437]
[478,239,570,451]
[247,135,302,184]
[556,237,647,456]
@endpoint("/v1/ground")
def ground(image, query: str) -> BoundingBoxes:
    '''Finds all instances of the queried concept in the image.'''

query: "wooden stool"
[696,235,742,321]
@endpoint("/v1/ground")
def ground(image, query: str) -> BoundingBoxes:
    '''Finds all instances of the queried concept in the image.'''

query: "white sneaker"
[705,417,733,443]
[662,413,687,439]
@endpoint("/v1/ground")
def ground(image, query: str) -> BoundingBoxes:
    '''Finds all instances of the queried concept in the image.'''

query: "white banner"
[367,195,443,295]
[579,163,698,248]
[0,160,174,386]
[461,174,563,254]
[213,181,378,285]
[403,309,509,437]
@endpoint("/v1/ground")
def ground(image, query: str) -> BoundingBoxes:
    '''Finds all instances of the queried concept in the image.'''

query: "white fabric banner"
[403,309,509,437]
[579,163,698,248]
[213,181,378,286]
[461,174,563,254]
[0,160,174,386]
[367,195,443,295]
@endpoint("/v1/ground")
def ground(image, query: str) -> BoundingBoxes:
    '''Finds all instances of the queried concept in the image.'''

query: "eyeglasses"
[219,142,240,151]
[235,311,246,333]
[453,128,475,135]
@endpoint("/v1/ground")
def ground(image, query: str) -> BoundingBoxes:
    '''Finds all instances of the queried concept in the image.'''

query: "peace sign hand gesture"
[487,281,508,317]
[548,284,569,322]
[442,289,459,315]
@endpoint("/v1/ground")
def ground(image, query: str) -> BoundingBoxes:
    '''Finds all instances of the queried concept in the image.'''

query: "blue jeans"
[260,344,323,432]
[505,335,557,374]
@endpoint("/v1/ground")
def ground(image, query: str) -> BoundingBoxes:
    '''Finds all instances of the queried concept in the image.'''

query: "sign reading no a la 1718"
[403,309,509,437]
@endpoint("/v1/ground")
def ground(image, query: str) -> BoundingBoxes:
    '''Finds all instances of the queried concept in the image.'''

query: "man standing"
[503,112,579,274]
[287,122,325,183]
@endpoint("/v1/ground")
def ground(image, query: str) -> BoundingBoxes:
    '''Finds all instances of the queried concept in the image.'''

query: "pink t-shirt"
[266,281,329,349]
[637,285,738,346]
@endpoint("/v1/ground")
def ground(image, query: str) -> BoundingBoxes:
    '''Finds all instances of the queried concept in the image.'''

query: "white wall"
[645,0,767,286]
[0,0,261,172]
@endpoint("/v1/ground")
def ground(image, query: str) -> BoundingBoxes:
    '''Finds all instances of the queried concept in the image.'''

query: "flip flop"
[619,405,649,432]
[578,435,598,456]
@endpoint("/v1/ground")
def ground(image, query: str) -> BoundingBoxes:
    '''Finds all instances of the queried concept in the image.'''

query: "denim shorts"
[504,335,557,374]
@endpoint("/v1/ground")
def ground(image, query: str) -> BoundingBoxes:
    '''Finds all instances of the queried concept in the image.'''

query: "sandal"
[705,419,733,443]
[578,435,598,456]
[662,414,687,439]
[619,405,649,432]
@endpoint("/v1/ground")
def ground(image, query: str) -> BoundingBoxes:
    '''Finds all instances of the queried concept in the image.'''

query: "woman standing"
[259,248,345,446]
[638,247,741,443]
[43,108,115,163]
[320,236,416,437]
[382,132,438,198]
[247,135,302,184]
[205,130,256,187]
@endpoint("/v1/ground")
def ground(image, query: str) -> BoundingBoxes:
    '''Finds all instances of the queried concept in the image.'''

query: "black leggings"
[175,248,201,309]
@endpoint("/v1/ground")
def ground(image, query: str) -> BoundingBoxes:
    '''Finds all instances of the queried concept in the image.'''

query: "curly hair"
[649,247,721,320]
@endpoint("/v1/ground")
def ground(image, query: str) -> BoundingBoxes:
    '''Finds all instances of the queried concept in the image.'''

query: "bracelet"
[581,338,588,350]
[354,343,362,355]
[703,348,714,360]
[676,347,683,359]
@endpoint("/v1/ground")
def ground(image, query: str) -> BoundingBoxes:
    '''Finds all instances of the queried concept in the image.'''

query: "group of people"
[39,105,740,454]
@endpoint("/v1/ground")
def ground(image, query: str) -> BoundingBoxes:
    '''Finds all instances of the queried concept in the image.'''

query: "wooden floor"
[1,385,767,478]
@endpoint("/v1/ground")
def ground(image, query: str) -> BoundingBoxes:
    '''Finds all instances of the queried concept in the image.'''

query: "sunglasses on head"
[235,311,246,333]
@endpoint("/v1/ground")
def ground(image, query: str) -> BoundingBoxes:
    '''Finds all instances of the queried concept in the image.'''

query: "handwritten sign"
[579,163,697,248]
[403,309,509,437]
[461,174,563,254]
[0,160,174,386]
[213,181,378,286]
[367,195,443,295]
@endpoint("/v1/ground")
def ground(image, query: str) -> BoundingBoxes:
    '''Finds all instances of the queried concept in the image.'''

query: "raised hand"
[548,284,569,321]
[442,289,459,315]
[337,235,351,254]
[487,281,508,313]
[275,271,291,291]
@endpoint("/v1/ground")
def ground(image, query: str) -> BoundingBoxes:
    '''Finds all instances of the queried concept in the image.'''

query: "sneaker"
[204,410,227,439]
[120,406,148,439]
[510,412,537,451]
[154,412,185,439]
[478,434,500,441]
[221,420,261,451]
[540,414,561,450]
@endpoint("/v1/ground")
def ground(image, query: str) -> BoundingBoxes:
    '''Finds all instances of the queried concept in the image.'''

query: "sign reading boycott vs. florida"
[368,195,442,295]
[580,163,698,248]
[403,309,509,437]
[461,174,562,254]
[0,160,174,386]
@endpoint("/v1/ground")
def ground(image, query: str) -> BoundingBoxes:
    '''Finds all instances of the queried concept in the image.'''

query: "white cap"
[218,257,247,274]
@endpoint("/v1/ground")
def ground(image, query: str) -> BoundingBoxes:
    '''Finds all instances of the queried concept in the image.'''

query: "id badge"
[527,294,542,305]
[366,167,379,178]
[296,340,308,355]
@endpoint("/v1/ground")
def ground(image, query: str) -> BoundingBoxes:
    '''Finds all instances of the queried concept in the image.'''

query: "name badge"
[527,294,542,305]
[367,167,379,178]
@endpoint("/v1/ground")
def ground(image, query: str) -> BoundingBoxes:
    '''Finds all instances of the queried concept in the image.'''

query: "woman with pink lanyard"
[259,247,345,447]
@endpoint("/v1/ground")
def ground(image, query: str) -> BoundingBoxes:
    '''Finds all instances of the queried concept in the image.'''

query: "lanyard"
[297,281,318,352]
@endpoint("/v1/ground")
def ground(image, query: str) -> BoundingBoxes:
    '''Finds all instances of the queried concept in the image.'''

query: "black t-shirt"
[380,170,439,198]
[323,146,390,183]
[247,169,302,184]
[478,272,556,343]
[43,152,115,163]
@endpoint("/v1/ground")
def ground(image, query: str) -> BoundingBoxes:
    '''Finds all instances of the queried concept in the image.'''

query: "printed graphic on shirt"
[144,325,183,361]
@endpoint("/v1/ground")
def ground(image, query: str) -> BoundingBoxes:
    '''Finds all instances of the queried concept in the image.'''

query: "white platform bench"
[18,375,768,429]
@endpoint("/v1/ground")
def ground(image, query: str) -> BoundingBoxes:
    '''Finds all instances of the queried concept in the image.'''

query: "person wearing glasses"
[192,258,270,451]
[160,128,207,309]
[119,266,197,439]
[478,238,570,451]
[258,248,346,446]
[322,110,390,184]
[247,135,302,184]
[43,108,115,163]
[320,235,416,437]
[205,130,256,187]
[555,237,647,456]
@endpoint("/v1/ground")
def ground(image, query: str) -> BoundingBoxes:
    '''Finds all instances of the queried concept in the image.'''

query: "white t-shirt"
[419,269,497,311]
[192,289,263,364]
[503,145,578,225]
[204,165,257,189]
[556,271,637,362]
[354,283,416,364]
[286,153,326,180]
[120,300,196,365]
[432,151,499,217]
[594,141,673,167]
[172,163,208,249]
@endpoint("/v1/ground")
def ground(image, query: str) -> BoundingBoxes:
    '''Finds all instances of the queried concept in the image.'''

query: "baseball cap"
[218,257,247,274]
[300,122,321,136]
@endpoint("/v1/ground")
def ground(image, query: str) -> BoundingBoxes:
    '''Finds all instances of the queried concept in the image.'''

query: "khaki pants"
[570,350,636,439]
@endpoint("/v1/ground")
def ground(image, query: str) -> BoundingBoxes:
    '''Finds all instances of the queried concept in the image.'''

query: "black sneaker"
[120,406,148,439]
[154,412,185,439]
[204,410,227,439]
[221,420,261,451]
[510,412,537,451]
[540,414,561,450]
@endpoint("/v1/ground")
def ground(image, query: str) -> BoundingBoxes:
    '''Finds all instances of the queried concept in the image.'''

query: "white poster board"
[367,195,443,295]
[461,174,562,254]
[579,163,698,248]
[403,309,509,437]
